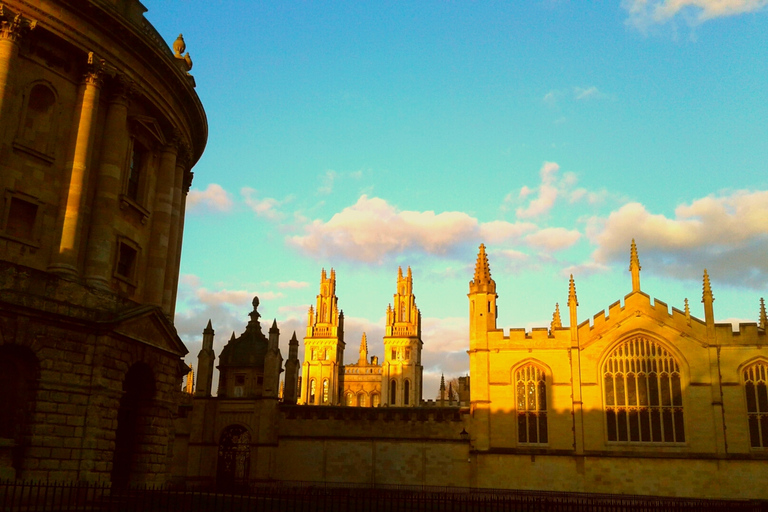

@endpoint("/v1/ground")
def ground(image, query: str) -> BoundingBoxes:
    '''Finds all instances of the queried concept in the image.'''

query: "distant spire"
[439,374,446,404]
[398,266,403,279]
[630,239,641,293]
[359,333,368,363]
[270,319,279,333]
[204,319,213,334]
[448,382,454,405]
[407,266,412,279]
[759,298,767,330]
[550,303,562,331]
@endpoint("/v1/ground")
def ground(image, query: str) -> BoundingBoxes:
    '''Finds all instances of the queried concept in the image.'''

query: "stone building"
[0,0,206,484]
[176,241,768,499]
[298,266,424,407]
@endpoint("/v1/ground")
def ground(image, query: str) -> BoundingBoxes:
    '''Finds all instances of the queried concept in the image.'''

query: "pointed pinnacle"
[270,319,279,332]
[684,298,690,317]
[230,331,236,341]
[629,239,641,271]
[702,269,714,303]
[759,298,766,330]
[203,319,214,334]
[551,303,562,330]
[473,244,492,284]
[568,275,578,307]
[290,331,298,343]
[360,332,368,352]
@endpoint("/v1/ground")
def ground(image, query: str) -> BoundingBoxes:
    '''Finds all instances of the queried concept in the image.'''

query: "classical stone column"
[165,165,191,318]
[49,55,102,277]
[0,7,35,139]
[161,148,187,315]
[144,141,178,306]
[84,76,131,290]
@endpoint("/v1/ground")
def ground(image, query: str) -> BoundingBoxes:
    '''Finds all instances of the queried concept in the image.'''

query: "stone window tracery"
[603,337,685,443]
[309,379,316,404]
[322,379,329,404]
[372,393,381,407]
[515,364,547,444]
[744,361,768,448]
[357,393,366,407]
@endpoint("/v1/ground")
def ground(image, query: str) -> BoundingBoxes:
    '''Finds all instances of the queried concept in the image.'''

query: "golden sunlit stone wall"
[468,242,768,499]
[0,0,206,484]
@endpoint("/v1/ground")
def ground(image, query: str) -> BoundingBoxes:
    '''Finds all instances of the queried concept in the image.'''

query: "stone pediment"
[110,305,187,356]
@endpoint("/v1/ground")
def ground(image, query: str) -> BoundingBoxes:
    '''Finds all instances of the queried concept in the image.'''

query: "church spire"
[550,303,562,331]
[759,298,766,330]
[630,239,641,293]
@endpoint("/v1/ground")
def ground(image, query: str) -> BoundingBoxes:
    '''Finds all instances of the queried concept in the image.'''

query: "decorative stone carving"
[0,5,37,42]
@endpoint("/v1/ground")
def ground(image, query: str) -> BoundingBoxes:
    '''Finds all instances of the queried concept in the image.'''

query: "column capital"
[182,170,194,194]
[82,52,105,87]
[0,5,36,43]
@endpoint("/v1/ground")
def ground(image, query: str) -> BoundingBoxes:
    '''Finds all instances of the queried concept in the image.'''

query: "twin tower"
[299,267,424,407]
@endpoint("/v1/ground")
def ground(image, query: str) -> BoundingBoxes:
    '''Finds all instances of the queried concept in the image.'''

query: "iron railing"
[1,479,765,511]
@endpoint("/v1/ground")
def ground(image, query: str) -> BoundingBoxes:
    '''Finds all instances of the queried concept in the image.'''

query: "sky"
[142,0,768,398]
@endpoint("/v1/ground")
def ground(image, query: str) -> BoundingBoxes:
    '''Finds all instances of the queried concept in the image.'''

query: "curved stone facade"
[0,0,206,484]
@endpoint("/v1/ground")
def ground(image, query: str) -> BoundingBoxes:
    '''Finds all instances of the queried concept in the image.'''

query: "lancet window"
[390,380,397,405]
[404,380,410,405]
[309,379,316,404]
[515,364,547,444]
[603,337,684,443]
[322,379,329,404]
[744,362,768,448]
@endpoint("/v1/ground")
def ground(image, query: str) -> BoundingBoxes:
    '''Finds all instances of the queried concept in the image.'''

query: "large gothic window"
[357,393,366,407]
[217,425,251,486]
[515,364,547,444]
[603,337,684,443]
[744,362,768,448]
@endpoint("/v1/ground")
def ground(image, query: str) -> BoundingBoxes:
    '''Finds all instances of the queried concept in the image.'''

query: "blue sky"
[143,1,768,397]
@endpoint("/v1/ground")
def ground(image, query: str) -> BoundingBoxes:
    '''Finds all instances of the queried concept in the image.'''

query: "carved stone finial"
[173,34,186,57]
[629,239,641,293]
[759,297,766,330]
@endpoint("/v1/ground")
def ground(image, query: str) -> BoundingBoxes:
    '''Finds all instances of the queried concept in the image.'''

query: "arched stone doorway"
[217,425,251,488]
[0,345,39,478]
[111,362,155,487]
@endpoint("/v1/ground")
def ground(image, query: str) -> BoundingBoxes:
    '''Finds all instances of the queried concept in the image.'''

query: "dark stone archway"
[111,362,155,487]
[0,344,39,477]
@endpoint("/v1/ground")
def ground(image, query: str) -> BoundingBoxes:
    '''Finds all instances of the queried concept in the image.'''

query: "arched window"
[390,380,397,405]
[603,337,684,443]
[345,392,355,406]
[744,362,768,448]
[515,364,547,444]
[371,394,381,408]
[309,379,316,404]
[322,379,329,404]
[404,380,410,406]
[357,393,366,407]
[217,425,251,487]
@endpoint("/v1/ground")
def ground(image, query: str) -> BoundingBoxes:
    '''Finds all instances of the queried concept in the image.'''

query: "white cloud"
[196,287,284,307]
[515,162,561,219]
[574,86,606,101]
[187,184,233,212]
[277,280,309,289]
[241,187,284,220]
[525,227,581,251]
[589,190,768,287]
[289,195,530,263]
[624,0,768,27]
[318,170,337,195]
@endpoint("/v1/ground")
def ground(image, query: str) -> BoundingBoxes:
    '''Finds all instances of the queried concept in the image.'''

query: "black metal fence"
[1,479,766,512]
